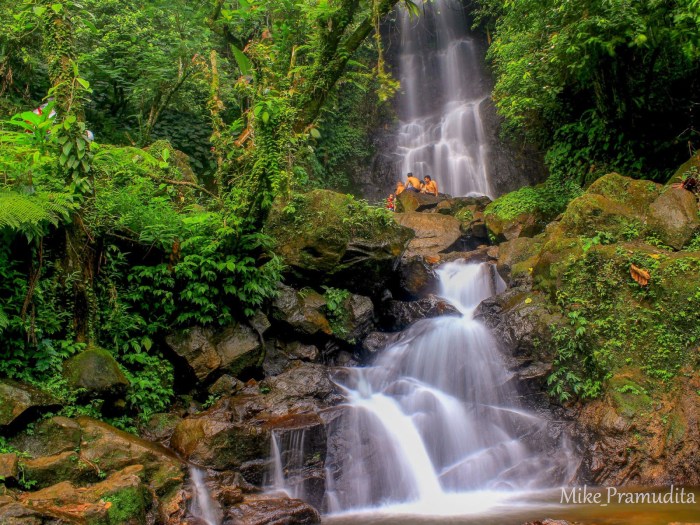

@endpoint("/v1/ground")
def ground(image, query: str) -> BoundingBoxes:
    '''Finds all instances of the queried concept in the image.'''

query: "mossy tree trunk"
[43,0,96,344]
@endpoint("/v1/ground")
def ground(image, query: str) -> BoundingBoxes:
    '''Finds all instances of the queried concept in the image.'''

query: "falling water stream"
[394,0,492,197]
[188,466,222,525]
[319,262,578,517]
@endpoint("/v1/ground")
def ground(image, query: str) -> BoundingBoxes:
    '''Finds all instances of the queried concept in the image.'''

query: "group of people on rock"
[386,172,438,211]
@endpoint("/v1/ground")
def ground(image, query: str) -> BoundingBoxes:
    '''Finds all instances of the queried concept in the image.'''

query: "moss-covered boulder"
[0,380,59,428]
[484,182,572,241]
[165,322,262,383]
[265,190,413,295]
[63,347,130,399]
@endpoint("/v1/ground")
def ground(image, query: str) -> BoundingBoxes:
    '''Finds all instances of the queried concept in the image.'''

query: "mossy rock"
[587,172,661,213]
[559,193,642,239]
[63,347,130,399]
[667,151,700,186]
[266,190,413,294]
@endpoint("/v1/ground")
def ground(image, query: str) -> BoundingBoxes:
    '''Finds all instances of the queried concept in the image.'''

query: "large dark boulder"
[165,322,263,383]
[396,255,440,299]
[265,190,413,295]
[0,380,59,428]
[381,295,460,331]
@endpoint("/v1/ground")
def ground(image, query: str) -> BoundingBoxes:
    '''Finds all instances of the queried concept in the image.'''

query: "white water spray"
[394,0,493,197]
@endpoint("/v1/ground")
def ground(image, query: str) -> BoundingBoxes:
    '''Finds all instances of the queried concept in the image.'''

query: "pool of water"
[324,488,700,525]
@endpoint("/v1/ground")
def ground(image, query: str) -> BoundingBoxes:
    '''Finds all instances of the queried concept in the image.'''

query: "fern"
[0,191,74,239]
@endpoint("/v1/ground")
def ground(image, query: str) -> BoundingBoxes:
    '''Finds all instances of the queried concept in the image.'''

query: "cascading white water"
[394,0,492,197]
[266,428,309,501]
[188,466,221,525]
[322,262,578,514]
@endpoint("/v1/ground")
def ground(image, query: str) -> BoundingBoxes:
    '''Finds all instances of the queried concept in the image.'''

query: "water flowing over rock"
[269,262,578,514]
[393,0,492,197]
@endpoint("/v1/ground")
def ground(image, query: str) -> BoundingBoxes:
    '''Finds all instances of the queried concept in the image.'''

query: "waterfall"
[188,466,221,525]
[394,0,493,197]
[266,428,310,501]
[321,262,577,514]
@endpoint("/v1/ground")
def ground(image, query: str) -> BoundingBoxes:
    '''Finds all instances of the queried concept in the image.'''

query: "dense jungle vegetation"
[2,0,700,430]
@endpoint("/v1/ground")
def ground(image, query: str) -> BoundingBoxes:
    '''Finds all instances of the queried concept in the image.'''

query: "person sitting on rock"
[406,173,422,192]
[386,193,395,211]
[396,181,406,195]
[422,175,438,196]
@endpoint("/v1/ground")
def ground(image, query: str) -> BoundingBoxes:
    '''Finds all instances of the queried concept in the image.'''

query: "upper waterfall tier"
[394,0,493,197]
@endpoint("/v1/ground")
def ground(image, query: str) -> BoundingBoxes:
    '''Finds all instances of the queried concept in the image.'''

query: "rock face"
[223,494,321,525]
[381,295,460,331]
[266,190,413,295]
[395,255,440,299]
[165,322,263,383]
[0,380,59,427]
[62,347,130,399]
[18,465,149,524]
[486,171,700,486]
[393,212,462,257]
[272,284,332,336]
[170,363,340,472]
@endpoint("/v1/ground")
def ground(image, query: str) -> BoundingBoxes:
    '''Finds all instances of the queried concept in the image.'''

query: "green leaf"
[76,77,91,90]
[310,128,321,139]
[51,3,63,13]
[231,45,252,76]
[262,111,270,124]
[161,148,170,162]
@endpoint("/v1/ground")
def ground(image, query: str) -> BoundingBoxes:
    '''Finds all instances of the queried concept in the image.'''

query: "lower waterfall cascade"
[268,262,579,516]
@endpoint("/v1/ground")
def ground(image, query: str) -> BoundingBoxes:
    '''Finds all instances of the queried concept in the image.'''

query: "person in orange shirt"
[406,173,422,192]
[422,175,438,196]
[396,181,406,195]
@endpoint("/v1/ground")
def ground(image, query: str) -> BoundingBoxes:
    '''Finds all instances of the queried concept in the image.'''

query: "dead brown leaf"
[630,264,651,286]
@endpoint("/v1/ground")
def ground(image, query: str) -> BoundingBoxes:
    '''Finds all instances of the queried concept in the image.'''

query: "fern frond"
[0,190,74,233]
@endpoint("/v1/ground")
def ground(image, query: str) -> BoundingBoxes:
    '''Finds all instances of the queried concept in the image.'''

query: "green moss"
[454,207,474,223]
[103,485,147,524]
[485,178,580,222]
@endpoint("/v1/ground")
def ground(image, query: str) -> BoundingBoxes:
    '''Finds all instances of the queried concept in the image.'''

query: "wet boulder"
[223,494,321,525]
[171,363,339,471]
[272,284,332,336]
[165,322,263,383]
[266,190,413,295]
[393,212,462,257]
[62,347,129,399]
[361,331,399,356]
[0,380,59,428]
[396,255,440,299]
[381,295,460,331]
